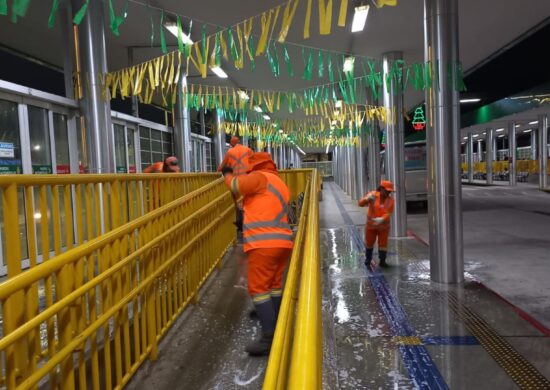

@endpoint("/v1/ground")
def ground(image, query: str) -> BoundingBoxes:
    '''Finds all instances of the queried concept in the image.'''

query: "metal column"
[424,0,464,283]
[356,127,368,197]
[467,133,474,182]
[477,139,483,163]
[73,0,114,173]
[486,128,494,185]
[531,129,538,160]
[214,109,225,167]
[508,122,517,186]
[538,114,548,189]
[174,74,192,172]
[382,51,407,237]
[367,120,381,191]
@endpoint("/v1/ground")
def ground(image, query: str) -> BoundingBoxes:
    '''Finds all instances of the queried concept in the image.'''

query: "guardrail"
[0,173,219,277]
[0,178,235,389]
[264,169,321,389]
[462,160,550,176]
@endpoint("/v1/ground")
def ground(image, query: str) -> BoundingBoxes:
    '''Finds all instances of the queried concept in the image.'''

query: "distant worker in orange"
[218,136,254,232]
[143,156,180,173]
[221,152,293,356]
[358,180,395,269]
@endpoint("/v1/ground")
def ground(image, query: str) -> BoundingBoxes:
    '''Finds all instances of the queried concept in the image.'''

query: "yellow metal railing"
[0,173,219,277]
[0,178,235,389]
[264,169,322,389]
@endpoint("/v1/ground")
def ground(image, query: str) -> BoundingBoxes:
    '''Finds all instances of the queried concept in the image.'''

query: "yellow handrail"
[0,178,235,389]
[264,169,322,389]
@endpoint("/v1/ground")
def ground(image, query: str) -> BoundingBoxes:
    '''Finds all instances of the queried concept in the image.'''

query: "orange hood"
[247,152,278,174]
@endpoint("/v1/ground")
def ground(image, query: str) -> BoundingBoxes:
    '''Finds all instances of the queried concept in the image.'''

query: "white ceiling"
[1,0,550,112]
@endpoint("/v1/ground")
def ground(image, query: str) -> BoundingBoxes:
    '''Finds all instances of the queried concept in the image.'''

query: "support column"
[367,120,381,191]
[508,122,517,186]
[467,132,474,183]
[356,127,368,197]
[214,109,225,167]
[73,0,114,173]
[382,51,407,237]
[424,0,464,283]
[531,129,538,160]
[538,114,548,189]
[128,48,139,117]
[174,74,192,172]
[486,128,494,185]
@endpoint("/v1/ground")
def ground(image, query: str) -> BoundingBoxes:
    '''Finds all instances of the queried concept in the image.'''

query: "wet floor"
[127,182,550,389]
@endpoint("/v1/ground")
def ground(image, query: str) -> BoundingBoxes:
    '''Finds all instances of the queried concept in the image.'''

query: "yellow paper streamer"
[338,0,348,26]
[278,0,299,43]
[318,0,333,35]
[304,0,313,39]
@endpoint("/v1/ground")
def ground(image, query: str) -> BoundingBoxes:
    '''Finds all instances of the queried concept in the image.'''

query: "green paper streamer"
[318,50,325,78]
[176,16,184,53]
[201,24,207,65]
[0,0,7,16]
[247,36,256,71]
[12,0,30,18]
[48,0,61,28]
[160,10,167,54]
[109,0,128,36]
[215,29,222,67]
[273,43,280,77]
[302,48,314,81]
[283,45,294,77]
[184,19,193,57]
[328,54,334,83]
[73,0,89,25]
[228,28,240,64]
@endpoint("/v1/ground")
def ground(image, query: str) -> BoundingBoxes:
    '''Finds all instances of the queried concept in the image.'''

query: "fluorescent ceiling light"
[351,5,370,32]
[210,66,228,78]
[473,134,479,137]
[33,212,41,219]
[482,132,486,135]
[498,134,505,138]
[463,137,468,140]
[515,124,521,128]
[238,90,249,100]
[164,22,193,44]
[529,121,538,125]
[33,145,41,150]
[254,105,263,112]
[496,128,504,132]
[460,98,480,103]
[263,114,271,120]
[335,100,342,108]
[523,129,532,133]
[343,57,355,73]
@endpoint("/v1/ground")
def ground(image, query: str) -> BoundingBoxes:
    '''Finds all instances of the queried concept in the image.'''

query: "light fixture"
[496,128,504,132]
[515,124,521,128]
[33,145,41,150]
[33,212,41,219]
[263,114,271,120]
[498,134,505,138]
[238,90,249,100]
[463,136,468,140]
[210,66,228,78]
[529,120,538,125]
[343,57,355,73]
[482,132,486,135]
[351,5,370,32]
[254,106,262,112]
[523,129,532,133]
[473,134,479,137]
[335,100,342,108]
[460,98,481,104]
[164,22,193,44]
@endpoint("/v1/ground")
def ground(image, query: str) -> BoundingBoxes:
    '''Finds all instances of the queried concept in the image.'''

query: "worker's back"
[220,144,254,175]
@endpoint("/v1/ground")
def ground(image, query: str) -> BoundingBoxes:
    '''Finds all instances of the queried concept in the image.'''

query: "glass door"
[127,126,137,173]
[28,105,53,174]
[0,99,22,174]
[52,113,70,174]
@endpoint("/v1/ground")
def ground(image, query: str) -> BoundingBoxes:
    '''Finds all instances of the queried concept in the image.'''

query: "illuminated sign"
[412,107,426,131]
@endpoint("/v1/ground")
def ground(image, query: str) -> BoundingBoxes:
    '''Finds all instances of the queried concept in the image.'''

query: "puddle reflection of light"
[330,229,350,323]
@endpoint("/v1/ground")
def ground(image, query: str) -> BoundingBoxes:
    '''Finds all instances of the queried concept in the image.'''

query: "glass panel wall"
[114,124,128,173]
[28,106,52,174]
[53,113,70,174]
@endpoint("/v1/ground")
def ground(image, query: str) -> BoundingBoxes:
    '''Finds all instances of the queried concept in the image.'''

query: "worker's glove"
[372,217,384,225]
[363,193,375,202]
[221,166,234,176]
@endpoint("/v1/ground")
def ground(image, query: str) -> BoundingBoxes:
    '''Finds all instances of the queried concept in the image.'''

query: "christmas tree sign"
[412,106,426,131]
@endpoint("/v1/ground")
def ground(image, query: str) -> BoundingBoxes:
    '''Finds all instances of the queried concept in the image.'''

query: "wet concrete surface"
[127,181,550,389]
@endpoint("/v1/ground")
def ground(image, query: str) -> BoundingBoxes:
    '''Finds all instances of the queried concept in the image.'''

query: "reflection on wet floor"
[321,222,550,389]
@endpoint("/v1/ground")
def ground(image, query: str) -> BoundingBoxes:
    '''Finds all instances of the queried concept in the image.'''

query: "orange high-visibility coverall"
[224,153,293,303]
[218,144,254,176]
[358,191,395,251]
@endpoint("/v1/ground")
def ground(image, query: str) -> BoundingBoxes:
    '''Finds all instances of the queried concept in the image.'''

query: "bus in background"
[381,141,427,204]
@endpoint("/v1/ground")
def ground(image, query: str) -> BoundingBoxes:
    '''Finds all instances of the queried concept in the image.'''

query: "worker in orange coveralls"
[221,152,293,356]
[358,180,395,269]
[218,136,254,232]
[143,156,180,173]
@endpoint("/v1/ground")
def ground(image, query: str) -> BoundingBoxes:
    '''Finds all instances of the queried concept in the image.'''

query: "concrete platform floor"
[126,181,550,389]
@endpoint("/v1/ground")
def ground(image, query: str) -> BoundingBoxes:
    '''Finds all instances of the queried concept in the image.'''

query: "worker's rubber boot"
[365,248,374,269]
[246,299,275,356]
[379,250,389,268]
